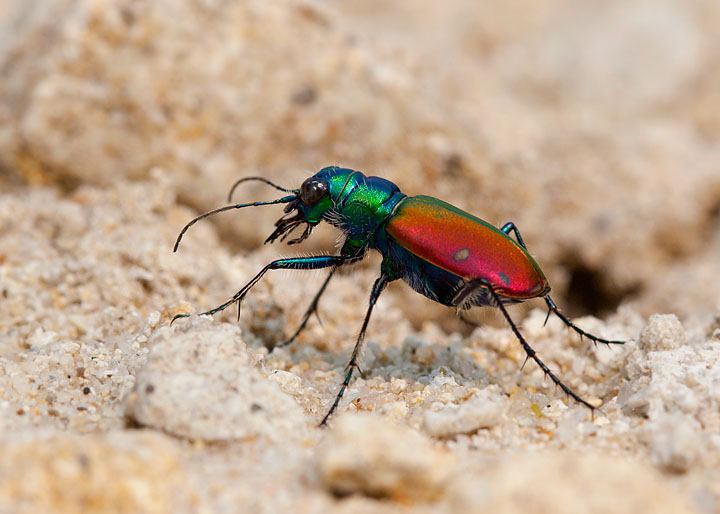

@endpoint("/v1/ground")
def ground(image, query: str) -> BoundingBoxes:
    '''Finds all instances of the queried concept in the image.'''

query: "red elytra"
[386,195,549,300]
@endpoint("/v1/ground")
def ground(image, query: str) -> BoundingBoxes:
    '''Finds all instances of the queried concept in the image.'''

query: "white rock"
[639,314,687,351]
[421,386,505,438]
[127,318,308,442]
[317,413,453,500]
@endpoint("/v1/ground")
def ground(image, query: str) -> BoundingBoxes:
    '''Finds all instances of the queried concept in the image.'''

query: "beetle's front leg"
[172,255,356,324]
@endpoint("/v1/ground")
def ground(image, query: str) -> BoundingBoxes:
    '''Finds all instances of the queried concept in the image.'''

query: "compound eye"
[300,178,329,205]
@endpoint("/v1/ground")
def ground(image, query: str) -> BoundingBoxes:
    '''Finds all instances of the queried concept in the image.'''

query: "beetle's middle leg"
[501,221,624,346]
[455,278,597,411]
[271,267,337,351]
[320,272,390,426]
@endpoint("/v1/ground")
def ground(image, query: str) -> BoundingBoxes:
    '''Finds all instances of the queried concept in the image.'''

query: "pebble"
[317,413,453,501]
[127,318,309,442]
[421,386,505,438]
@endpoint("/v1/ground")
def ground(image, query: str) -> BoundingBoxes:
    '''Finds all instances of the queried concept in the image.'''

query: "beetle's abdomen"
[386,196,549,299]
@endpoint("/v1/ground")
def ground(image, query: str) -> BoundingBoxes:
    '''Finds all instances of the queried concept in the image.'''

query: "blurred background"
[1,0,719,325]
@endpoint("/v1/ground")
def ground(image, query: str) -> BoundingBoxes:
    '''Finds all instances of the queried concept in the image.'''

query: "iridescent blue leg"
[501,221,624,346]
[320,273,390,426]
[271,267,337,351]
[500,221,526,249]
[456,278,596,412]
[171,255,355,324]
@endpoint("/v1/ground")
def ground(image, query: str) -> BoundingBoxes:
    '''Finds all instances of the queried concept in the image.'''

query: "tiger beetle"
[173,166,624,425]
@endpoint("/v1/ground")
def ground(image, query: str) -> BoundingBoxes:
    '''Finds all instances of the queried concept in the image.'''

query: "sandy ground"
[1,1,719,513]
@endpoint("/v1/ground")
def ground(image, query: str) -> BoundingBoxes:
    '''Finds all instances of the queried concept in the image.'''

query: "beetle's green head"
[173,167,373,252]
[265,166,352,245]
[174,168,356,251]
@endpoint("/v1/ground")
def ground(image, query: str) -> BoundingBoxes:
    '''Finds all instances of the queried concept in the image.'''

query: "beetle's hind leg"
[500,222,624,346]
[456,278,598,412]
[544,296,624,346]
[271,267,337,351]
[500,221,527,248]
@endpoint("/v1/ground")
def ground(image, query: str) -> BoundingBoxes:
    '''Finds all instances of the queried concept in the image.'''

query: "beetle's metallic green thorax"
[298,166,406,254]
